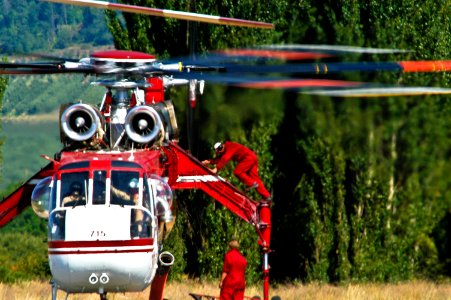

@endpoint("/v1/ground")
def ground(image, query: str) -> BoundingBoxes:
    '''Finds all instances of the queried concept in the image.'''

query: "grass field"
[1,280,451,300]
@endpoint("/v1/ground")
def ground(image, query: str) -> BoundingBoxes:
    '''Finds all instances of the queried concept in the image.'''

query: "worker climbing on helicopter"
[202,141,271,201]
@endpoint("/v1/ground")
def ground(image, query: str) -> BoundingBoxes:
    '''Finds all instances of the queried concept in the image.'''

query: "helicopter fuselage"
[34,149,174,294]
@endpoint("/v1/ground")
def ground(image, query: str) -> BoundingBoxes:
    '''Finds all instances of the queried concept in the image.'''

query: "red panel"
[91,50,156,61]
[145,77,165,104]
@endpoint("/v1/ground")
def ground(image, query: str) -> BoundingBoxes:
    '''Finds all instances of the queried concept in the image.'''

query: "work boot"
[262,190,273,202]
[261,197,272,203]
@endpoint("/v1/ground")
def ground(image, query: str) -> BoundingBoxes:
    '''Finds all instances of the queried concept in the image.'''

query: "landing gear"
[99,287,107,300]
[51,280,58,300]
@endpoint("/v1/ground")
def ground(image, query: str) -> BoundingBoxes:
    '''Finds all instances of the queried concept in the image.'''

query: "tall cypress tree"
[272,0,451,282]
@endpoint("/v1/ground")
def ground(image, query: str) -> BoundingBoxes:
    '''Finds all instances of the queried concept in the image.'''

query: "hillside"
[0,0,113,116]
[0,0,112,54]
[2,72,106,116]
[1,115,60,189]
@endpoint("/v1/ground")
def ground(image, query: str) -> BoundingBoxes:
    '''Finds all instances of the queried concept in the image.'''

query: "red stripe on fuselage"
[49,238,153,248]
[48,238,154,255]
[48,248,152,255]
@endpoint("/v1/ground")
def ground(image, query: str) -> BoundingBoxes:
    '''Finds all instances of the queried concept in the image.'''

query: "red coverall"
[211,141,271,199]
[220,248,247,300]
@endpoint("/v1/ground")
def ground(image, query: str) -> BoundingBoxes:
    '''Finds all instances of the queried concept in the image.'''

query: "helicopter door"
[131,176,153,238]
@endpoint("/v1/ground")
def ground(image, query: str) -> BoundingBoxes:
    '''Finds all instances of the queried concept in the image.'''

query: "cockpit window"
[93,171,107,205]
[60,172,88,207]
[110,170,140,206]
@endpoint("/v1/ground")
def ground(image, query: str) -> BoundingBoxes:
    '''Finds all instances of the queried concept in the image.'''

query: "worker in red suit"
[202,141,271,200]
[219,239,247,300]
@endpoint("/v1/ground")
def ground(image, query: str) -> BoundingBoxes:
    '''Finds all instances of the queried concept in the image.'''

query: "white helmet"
[214,142,224,152]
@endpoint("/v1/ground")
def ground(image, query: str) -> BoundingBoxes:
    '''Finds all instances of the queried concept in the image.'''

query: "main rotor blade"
[167,71,451,97]
[216,49,334,61]
[0,61,64,69]
[238,80,451,97]
[211,45,411,61]
[306,87,451,97]
[399,61,451,72]
[29,53,81,63]
[167,71,366,88]
[261,44,412,54]
[175,60,451,75]
[236,79,363,89]
[43,0,274,29]
[0,59,95,75]
[0,68,92,75]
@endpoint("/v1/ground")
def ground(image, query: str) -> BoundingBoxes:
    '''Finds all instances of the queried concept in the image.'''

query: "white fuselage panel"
[48,206,158,293]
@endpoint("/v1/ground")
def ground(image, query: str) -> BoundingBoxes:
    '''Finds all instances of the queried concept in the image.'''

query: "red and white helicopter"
[1,1,451,300]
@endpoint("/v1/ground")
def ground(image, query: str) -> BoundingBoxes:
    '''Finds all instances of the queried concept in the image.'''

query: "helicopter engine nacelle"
[125,105,162,144]
[60,103,102,143]
[152,101,179,141]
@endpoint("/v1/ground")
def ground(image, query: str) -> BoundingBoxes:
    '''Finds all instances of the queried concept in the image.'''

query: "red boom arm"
[0,162,56,228]
[164,142,271,248]
[163,142,272,300]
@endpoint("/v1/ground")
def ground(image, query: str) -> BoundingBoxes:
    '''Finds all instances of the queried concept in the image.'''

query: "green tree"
[271,0,451,283]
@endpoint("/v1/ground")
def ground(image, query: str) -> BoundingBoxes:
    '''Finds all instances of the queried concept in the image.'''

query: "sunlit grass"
[1,280,451,300]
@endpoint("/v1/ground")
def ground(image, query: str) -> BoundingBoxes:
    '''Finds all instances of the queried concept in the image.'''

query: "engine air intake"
[125,106,162,144]
[61,103,100,142]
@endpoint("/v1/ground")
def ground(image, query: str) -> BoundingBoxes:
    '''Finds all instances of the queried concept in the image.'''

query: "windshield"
[57,168,151,208]
[49,166,155,241]
[60,172,89,207]
[110,170,141,206]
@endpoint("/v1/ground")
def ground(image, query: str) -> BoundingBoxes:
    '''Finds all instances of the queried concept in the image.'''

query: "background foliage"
[0,0,111,53]
[0,0,450,288]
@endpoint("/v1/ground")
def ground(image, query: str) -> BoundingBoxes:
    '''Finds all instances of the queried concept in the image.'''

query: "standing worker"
[219,239,247,300]
[202,141,271,200]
